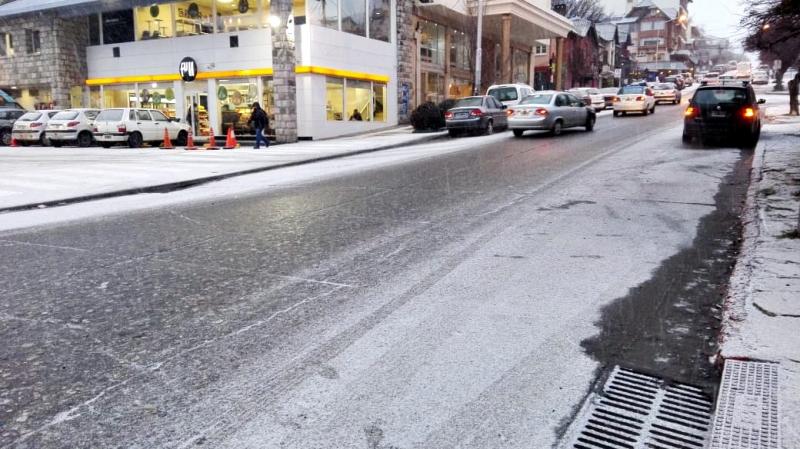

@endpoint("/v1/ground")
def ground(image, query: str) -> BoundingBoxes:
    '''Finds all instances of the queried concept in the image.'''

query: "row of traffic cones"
[159,127,240,151]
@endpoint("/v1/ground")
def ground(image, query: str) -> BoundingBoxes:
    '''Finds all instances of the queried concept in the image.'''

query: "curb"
[0,132,447,214]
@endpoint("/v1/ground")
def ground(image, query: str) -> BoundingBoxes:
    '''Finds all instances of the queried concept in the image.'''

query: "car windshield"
[52,111,79,120]
[519,94,553,105]
[454,97,484,107]
[619,86,645,94]
[95,110,124,121]
[693,88,748,105]
[18,112,42,121]
[487,87,518,102]
[656,84,673,90]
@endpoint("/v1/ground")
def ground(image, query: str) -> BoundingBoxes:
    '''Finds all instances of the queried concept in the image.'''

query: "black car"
[444,96,508,137]
[682,82,765,147]
[0,108,27,146]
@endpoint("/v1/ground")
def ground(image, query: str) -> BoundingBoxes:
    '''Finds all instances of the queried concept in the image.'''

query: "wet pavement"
[0,104,750,448]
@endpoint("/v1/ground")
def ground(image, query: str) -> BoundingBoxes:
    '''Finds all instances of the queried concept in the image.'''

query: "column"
[444,27,452,99]
[270,0,298,143]
[501,14,511,84]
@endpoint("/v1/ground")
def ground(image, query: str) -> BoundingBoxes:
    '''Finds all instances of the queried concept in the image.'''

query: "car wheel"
[650,104,656,113]
[585,116,595,131]
[448,129,459,138]
[682,132,692,144]
[0,129,10,146]
[512,129,524,137]
[550,120,563,136]
[77,131,94,148]
[175,130,188,146]
[484,120,494,135]
[39,133,50,146]
[100,142,113,148]
[613,111,620,117]
[128,132,143,148]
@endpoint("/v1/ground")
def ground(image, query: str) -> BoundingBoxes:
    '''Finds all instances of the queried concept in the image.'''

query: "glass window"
[419,21,445,66]
[135,4,175,40]
[52,111,79,120]
[372,82,385,122]
[88,15,100,45]
[1,32,13,57]
[137,110,153,121]
[139,83,177,118]
[103,84,136,108]
[217,78,259,135]
[25,30,40,54]
[103,10,135,44]
[346,79,371,121]
[421,72,444,103]
[487,86,518,102]
[174,1,214,36]
[19,112,43,121]
[151,110,170,121]
[448,77,472,99]
[96,109,124,122]
[368,0,390,42]
[341,0,366,36]
[262,76,275,123]
[85,110,100,120]
[326,77,344,121]
[216,0,261,32]
[449,30,470,71]
[308,0,339,29]
[89,86,102,109]
[520,94,553,105]
[512,49,530,84]
[453,97,483,107]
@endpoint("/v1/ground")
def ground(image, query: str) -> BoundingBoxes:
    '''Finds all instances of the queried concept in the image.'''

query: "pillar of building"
[555,37,565,90]
[270,0,298,143]
[501,14,512,84]
[396,0,416,122]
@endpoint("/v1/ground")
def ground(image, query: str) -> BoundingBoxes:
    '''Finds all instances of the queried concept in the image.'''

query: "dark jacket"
[250,108,269,129]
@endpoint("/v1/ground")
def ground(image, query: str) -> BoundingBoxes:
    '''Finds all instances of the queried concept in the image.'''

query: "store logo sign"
[179,57,198,82]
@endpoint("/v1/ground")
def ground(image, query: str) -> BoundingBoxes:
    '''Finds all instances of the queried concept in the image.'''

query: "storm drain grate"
[708,360,780,449]
[565,366,713,449]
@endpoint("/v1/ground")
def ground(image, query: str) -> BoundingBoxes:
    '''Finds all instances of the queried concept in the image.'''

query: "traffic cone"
[184,129,199,150]
[205,127,220,150]
[223,126,239,149]
[159,128,174,149]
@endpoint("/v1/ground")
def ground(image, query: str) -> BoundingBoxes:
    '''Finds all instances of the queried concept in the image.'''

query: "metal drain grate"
[708,360,780,449]
[565,366,713,449]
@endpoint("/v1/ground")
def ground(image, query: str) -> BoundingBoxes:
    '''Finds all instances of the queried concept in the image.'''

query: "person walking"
[249,102,270,149]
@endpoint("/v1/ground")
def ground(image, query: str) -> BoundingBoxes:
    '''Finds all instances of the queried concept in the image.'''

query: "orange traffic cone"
[223,126,239,149]
[184,129,198,150]
[159,128,174,149]
[205,127,220,150]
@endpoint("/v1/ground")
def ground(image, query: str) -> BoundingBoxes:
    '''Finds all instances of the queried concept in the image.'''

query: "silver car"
[507,91,597,137]
[46,108,101,147]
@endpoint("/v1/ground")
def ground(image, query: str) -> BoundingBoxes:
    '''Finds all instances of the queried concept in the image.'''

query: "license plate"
[455,112,468,119]
[103,133,111,138]
[710,111,727,117]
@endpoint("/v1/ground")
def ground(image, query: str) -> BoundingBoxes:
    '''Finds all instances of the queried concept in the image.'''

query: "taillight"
[469,109,483,117]
[66,121,80,127]
[117,124,127,133]
[506,109,514,116]
[92,126,98,132]
[29,122,42,128]
[742,107,755,119]
[444,111,453,119]
[613,96,620,102]
[534,108,549,116]
[635,96,644,101]
[685,106,696,117]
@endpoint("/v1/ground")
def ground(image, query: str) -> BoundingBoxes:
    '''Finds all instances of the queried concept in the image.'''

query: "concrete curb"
[0,132,447,214]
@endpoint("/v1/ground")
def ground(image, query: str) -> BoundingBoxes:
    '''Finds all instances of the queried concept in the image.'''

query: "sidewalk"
[0,126,446,212]
[716,98,800,447]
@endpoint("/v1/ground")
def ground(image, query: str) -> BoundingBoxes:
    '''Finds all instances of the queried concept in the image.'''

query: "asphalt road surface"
[0,102,751,448]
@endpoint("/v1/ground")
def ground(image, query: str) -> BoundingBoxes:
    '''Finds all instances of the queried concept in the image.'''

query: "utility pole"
[474,0,484,95]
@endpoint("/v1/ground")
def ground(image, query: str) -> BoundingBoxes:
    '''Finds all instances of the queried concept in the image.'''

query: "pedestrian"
[349,108,363,121]
[248,102,269,149]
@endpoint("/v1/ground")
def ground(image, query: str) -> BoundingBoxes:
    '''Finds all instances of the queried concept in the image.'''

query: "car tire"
[550,120,563,136]
[682,133,692,145]
[642,107,648,116]
[650,104,655,113]
[448,129,459,138]
[585,116,595,131]
[100,143,113,148]
[175,130,188,146]
[128,132,143,148]
[0,129,10,146]
[484,120,494,136]
[39,133,49,146]
[512,129,524,137]
[613,111,620,117]
[77,131,93,148]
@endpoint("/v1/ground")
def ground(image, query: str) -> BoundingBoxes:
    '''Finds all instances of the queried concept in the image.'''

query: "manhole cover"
[562,366,713,449]
[708,360,780,449]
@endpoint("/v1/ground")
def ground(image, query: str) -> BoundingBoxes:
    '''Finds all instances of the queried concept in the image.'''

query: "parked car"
[11,110,60,146]
[613,85,656,116]
[444,96,509,137]
[653,83,681,104]
[93,108,190,148]
[752,71,770,85]
[507,91,596,137]
[663,75,684,90]
[683,82,764,147]
[599,87,619,109]
[0,108,26,146]
[486,84,535,107]
[567,88,605,111]
[46,109,101,147]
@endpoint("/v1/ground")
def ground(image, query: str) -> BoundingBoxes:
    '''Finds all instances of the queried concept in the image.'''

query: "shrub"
[410,102,444,131]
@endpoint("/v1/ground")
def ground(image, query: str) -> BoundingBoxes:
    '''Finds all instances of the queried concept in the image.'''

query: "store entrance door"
[184,91,209,137]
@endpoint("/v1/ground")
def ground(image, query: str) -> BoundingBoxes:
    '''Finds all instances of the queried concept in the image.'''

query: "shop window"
[448,78,472,98]
[308,0,339,29]
[174,1,214,36]
[341,0,366,37]
[69,86,83,108]
[25,30,40,54]
[372,82,386,122]
[88,14,100,45]
[421,72,444,103]
[512,48,530,84]
[217,79,259,135]
[261,76,275,125]
[419,21,445,66]
[102,84,136,108]
[368,0,390,42]
[135,4,175,40]
[216,0,261,32]
[326,77,344,120]
[0,32,12,57]
[449,29,470,71]
[139,83,177,118]
[103,10,135,44]
[89,86,102,109]
[345,79,371,121]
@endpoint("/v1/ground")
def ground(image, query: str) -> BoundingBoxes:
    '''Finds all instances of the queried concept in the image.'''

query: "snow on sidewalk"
[720,111,800,447]
[0,129,446,211]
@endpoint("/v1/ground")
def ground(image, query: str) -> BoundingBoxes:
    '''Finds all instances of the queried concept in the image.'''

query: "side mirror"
[758,99,766,104]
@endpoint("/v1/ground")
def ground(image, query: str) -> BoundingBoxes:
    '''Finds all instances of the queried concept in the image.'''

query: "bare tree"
[741,0,800,92]
[562,0,607,22]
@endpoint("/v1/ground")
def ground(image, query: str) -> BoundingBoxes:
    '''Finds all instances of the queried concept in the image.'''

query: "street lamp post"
[474,0,484,95]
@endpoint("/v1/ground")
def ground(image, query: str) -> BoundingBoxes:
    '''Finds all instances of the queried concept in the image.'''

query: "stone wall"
[395,0,416,123]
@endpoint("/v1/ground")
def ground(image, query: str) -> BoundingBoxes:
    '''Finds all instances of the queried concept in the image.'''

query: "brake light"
[444,111,453,119]
[66,121,80,127]
[534,108,549,116]
[685,106,696,117]
[742,107,755,119]
[506,109,514,116]
[469,109,483,117]
[29,122,42,128]
[117,124,127,133]
[635,96,644,101]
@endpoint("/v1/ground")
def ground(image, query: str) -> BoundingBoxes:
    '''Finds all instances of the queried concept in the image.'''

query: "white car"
[567,87,606,111]
[46,109,101,147]
[752,71,769,85]
[93,108,190,148]
[702,72,720,86]
[612,84,656,116]
[11,110,60,146]
[653,83,681,104]
[486,83,535,107]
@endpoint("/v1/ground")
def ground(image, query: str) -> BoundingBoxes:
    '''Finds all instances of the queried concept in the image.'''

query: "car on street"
[785,68,798,81]
[752,71,770,85]
[702,71,720,86]
[11,110,60,146]
[663,75,684,90]
[93,108,190,148]
[599,87,619,109]
[653,83,681,104]
[613,85,656,116]
[682,82,765,147]
[681,72,694,86]
[567,87,605,111]
[0,108,26,146]
[444,95,508,137]
[506,91,596,137]
[45,109,101,147]
[486,83,535,107]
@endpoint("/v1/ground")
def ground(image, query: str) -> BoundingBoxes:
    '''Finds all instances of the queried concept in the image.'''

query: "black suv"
[0,108,26,146]
[682,82,765,148]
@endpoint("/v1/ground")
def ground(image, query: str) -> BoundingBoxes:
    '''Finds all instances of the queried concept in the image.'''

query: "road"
[0,102,751,448]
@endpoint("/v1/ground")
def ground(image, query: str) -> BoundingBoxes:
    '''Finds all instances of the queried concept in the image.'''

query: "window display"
[102,84,136,108]
[217,79,259,135]
[135,4,175,40]
[139,83,177,118]
[326,77,344,121]
[216,0,261,32]
[346,79,371,121]
[174,1,214,36]
[420,21,445,66]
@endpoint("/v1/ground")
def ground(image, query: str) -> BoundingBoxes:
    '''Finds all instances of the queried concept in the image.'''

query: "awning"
[0,0,173,19]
